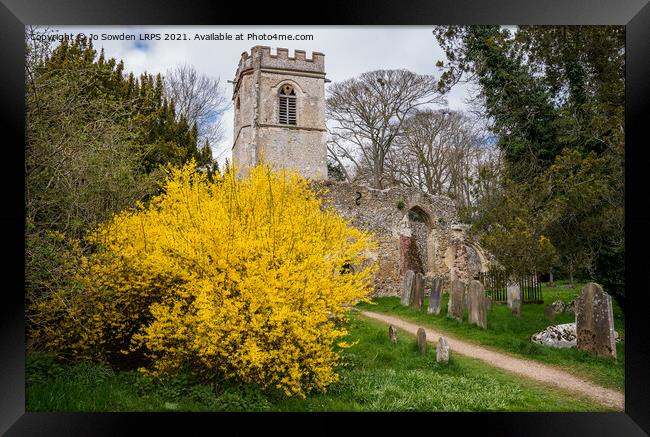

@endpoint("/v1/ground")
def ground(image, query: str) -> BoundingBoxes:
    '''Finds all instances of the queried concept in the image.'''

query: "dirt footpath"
[359,310,624,410]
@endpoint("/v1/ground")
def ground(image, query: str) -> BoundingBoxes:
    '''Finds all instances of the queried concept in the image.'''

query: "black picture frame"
[2,0,649,434]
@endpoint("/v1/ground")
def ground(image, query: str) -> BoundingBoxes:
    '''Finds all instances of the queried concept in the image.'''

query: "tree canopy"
[434,25,624,301]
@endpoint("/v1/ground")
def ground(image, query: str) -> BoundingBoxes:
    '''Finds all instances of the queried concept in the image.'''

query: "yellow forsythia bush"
[31,161,377,397]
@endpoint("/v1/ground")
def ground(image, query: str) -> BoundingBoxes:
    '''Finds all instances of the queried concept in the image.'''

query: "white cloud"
[52,26,475,164]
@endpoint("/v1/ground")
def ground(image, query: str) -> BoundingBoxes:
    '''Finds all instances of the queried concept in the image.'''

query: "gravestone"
[544,304,555,321]
[428,278,442,315]
[411,273,425,311]
[486,295,493,312]
[467,280,488,329]
[417,328,427,354]
[447,279,465,322]
[576,282,617,360]
[436,336,449,364]
[507,283,521,308]
[511,298,521,317]
[401,270,415,306]
[388,325,398,344]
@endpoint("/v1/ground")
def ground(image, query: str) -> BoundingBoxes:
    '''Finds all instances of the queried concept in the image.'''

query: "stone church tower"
[231,46,328,179]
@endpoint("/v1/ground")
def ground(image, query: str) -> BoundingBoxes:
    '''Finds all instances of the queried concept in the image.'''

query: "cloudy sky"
[52,26,474,162]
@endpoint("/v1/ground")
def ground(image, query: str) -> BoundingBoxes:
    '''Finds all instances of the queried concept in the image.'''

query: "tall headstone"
[417,327,427,354]
[411,273,425,311]
[467,280,488,329]
[448,279,465,322]
[507,283,521,308]
[511,298,521,318]
[436,336,449,364]
[388,325,398,345]
[428,278,442,315]
[576,282,617,360]
[401,270,415,306]
[486,295,493,312]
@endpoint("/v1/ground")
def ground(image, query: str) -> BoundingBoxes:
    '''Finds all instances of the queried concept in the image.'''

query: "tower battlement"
[233,46,325,95]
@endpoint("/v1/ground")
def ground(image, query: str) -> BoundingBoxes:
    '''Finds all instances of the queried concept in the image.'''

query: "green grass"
[355,280,624,392]
[26,353,272,412]
[27,315,612,412]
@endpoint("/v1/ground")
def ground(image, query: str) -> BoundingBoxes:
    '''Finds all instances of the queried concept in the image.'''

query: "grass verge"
[27,314,612,412]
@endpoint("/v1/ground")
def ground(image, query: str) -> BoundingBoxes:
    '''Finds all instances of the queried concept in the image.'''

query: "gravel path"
[359,310,624,410]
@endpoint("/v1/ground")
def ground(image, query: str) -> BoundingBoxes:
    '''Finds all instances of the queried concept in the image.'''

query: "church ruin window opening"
[278,84,297,125]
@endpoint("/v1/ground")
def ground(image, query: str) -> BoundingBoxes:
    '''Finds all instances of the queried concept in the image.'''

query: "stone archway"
[466,242,490,275]
[398,205,436,277]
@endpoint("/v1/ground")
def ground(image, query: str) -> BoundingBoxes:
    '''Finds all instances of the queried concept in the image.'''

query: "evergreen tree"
[434,26,625,302]
[26,35,211,306]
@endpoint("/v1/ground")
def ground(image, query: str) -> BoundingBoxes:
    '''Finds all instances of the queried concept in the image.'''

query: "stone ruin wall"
[315,180,487,297]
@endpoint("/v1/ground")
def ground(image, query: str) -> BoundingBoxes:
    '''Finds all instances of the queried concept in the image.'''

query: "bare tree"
[387,109,454,194]
[164,64,229,158]
[385,109,502,220]
[326,69,445,189]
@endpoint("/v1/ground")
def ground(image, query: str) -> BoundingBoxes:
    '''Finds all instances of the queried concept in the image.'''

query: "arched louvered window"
[278,84,297,125]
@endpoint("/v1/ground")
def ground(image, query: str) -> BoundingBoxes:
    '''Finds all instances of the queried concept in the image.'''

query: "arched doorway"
[398,205,436,276]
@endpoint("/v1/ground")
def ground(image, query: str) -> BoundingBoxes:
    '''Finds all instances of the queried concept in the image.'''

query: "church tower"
[231,46,328,179]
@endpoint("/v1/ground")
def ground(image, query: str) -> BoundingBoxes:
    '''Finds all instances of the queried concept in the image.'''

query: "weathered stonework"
[507,283,521,309]
[428,277,443,315]
[232,46,327,180]
[412,272,425,311]
[316,180,489,296]
[231,48,491,298]
[417,327,427,354]
[401,269,415,306]
[576,282,617,360]
[436,336,449,364]
[448,279,465,322]
[467,280,487,329]
[388,325,398,344]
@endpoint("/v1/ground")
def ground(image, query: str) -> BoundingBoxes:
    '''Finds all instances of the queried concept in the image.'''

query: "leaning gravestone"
[411,273,425,311]
[436,336,449,364]
[428,278,442,315]
[544,304,555,321]
[507,283,521,308]
[417,328,427,354]
[468,280,488,329]
[576,282,617,360]
[401,270,415,306]
[448,279,465,322]
[511,298,522,317]
[486,295,493,312]
[388,325,398,345]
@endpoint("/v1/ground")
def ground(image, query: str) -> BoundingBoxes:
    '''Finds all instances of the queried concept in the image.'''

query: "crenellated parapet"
[233,46,325,97]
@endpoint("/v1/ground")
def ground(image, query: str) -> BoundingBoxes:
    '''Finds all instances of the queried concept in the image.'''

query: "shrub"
[31,161,377,397]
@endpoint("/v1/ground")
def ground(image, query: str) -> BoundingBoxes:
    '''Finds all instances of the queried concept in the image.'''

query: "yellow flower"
[31,160,377,397]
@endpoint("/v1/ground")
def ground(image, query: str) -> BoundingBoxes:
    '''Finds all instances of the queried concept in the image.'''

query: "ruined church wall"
[316,181,461,297]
